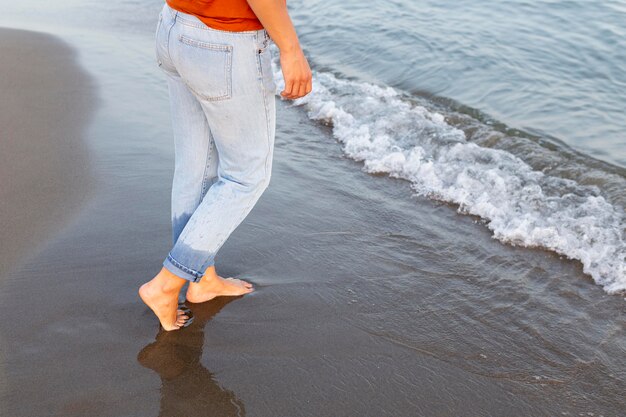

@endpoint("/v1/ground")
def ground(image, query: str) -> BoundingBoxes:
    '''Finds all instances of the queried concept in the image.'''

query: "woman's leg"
[165,70,258,303]
[139,4,195,331]
[141,7,275,331]
[162,22,277,291]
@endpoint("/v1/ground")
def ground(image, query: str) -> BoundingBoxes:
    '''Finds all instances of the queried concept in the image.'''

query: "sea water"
[2,0,624,294]
[280,0,626,293]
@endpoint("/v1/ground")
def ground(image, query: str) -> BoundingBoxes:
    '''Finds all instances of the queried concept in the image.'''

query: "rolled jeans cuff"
[162,252,208,283]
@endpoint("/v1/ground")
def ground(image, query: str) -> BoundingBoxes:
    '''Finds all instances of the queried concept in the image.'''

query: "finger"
[293,81,305,98]
[282,79,295,98]
[288,79,301,99]
[295,80,307,98]
[288,80,301,99]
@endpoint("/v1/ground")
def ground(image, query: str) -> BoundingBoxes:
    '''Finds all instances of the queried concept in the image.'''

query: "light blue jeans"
[155,3,276,282]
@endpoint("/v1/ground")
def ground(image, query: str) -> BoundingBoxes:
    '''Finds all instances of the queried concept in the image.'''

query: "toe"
[238,280,254,291]
[229,278,253,288]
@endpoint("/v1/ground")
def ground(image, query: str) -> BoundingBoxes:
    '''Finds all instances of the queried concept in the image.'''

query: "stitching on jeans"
[167,252,203,278]
[199,131,214,205]
[257,30,270,53]
[177,35,233,101]
[164,13,177,65]
[155,16,163,67]
[257,47,273,180]
[179,35,232,52]
[226,46,232,98]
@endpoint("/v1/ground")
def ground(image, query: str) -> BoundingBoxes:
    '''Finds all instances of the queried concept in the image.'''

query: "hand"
[279,47,312,99]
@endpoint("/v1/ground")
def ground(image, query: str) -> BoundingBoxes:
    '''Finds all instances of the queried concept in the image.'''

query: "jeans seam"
[226,47,233,99]
[155,13,163,66]
[199,132,214,205]
[257,49,272,179]
[164,9,176,65]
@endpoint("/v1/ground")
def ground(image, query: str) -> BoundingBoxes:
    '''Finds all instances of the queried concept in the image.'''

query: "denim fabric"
[155,3,277,282]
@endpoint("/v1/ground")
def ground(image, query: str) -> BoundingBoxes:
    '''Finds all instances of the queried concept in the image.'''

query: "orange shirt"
[166,0,263,32]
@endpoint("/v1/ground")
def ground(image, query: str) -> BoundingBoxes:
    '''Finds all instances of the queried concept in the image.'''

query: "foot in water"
[186,265,254,303]
[139,267,191,331]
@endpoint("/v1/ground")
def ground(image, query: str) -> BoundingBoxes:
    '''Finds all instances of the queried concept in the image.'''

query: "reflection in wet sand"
[138,297,245,417]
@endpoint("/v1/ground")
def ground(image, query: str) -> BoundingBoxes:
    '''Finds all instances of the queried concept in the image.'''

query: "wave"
[271,57,625,295]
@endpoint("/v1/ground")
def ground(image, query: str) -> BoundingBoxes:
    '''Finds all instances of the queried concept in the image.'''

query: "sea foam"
[272,61,625,295]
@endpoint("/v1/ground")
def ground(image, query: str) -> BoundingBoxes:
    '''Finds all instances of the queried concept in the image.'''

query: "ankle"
[158,281,183,295]
[192,273,222,289]
[151,268,187,293]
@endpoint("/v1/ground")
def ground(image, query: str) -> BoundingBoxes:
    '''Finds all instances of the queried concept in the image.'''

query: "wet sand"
[0,25,624,417]
[0,28,97,279]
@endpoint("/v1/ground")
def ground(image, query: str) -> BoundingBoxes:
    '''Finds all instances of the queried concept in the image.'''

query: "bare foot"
[186,266,254,304]
[139,267,190,331]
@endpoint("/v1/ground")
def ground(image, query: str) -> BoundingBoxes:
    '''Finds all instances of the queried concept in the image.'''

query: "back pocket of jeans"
[176,35,233,101]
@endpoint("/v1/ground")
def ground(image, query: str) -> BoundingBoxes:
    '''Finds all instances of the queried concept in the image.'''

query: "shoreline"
[0,21,623,417]
[0,27,97,279]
